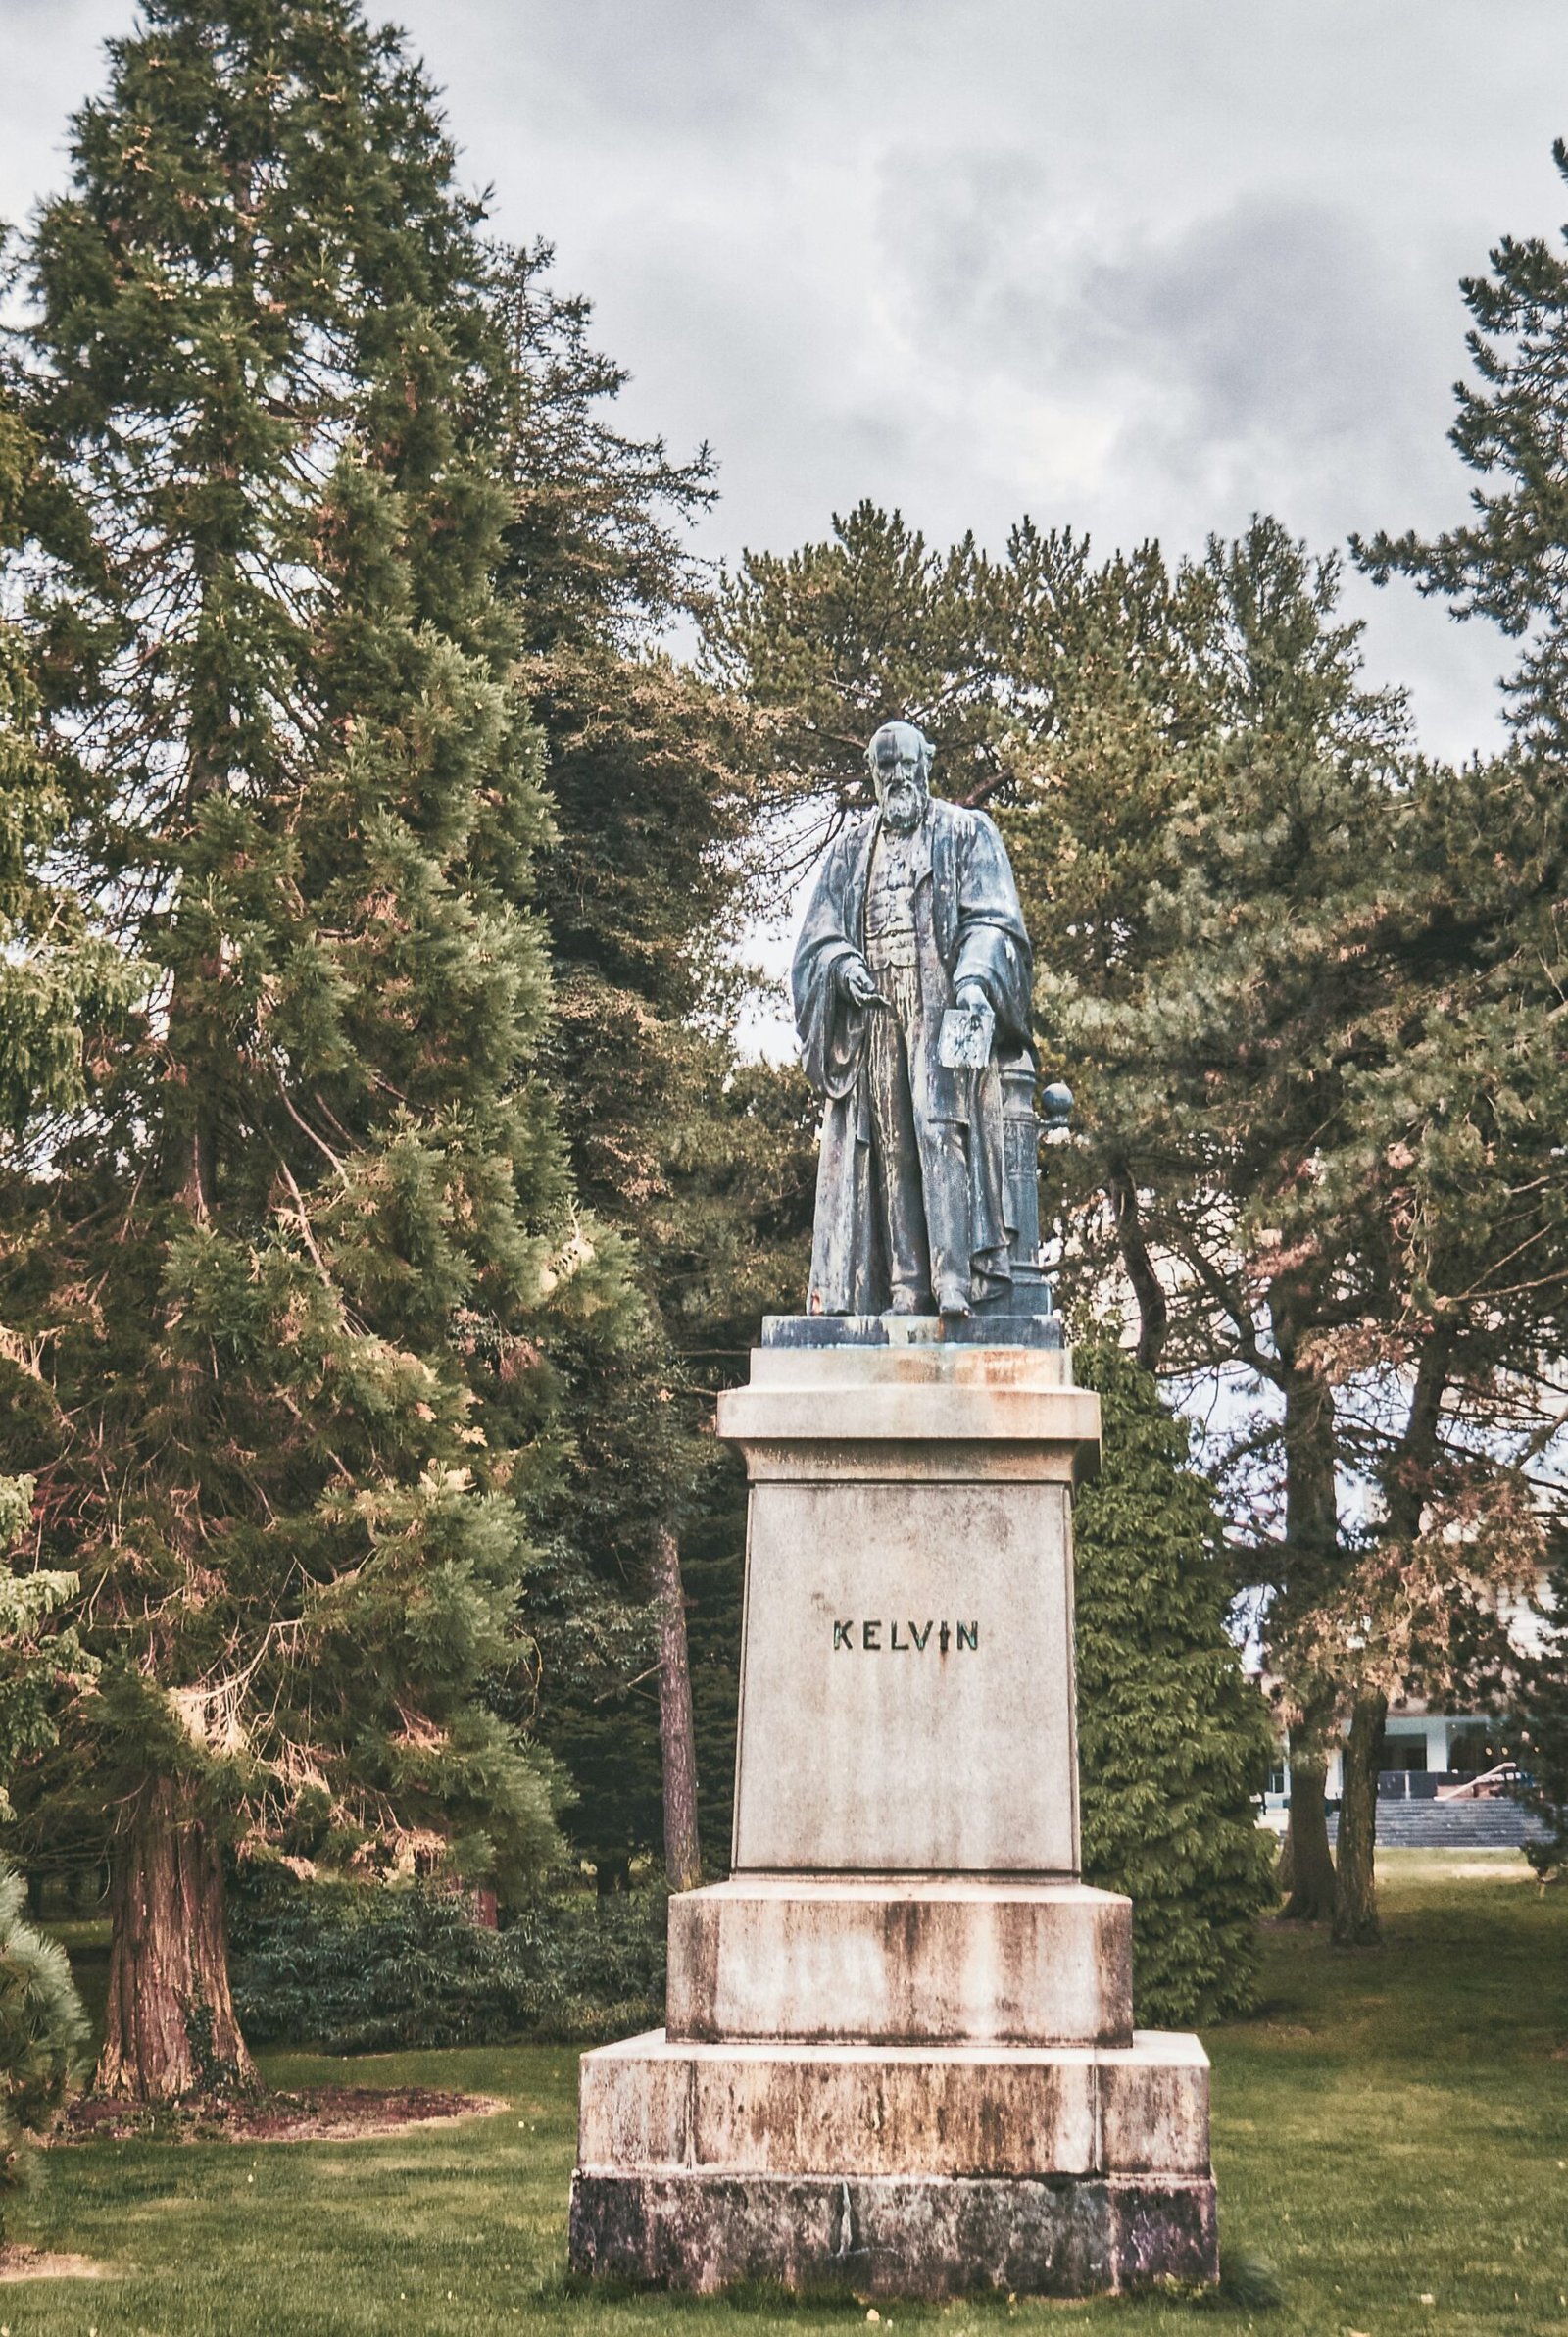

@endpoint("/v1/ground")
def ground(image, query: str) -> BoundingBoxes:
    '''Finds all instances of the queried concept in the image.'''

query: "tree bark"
[1330,1329,1450,1950]
[1332,1691,1388,1947]
[655,1528,702,1892]
[654,1523,701,1888]
[1272,1294,1342,1924]
[1280,1747,1338,1922]
[95,1774,257,2101]
[1105,1159,1167,1372]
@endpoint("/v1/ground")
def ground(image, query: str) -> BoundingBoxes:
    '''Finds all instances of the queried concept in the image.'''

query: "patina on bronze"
[792,721,1039,1318]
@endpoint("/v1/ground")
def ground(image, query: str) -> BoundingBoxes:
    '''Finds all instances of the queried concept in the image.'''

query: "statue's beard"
[881,784,926,835]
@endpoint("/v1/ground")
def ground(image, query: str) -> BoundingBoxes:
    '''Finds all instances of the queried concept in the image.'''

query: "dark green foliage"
[485,255,799,1877]
[1,2,661,2018]
[230,1875,665,2051]
[0,1863,87,2230]
[1073,1336,1276,2026]
[713,497,1567,1955]
[0,388,131,1145]
[1356,136,1568,751]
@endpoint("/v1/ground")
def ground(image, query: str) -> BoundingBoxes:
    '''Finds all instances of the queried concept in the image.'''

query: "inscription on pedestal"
[732,1474,1078,1874]
[832,1619,979,1653]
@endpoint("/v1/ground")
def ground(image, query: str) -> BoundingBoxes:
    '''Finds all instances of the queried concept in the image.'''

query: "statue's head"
[866,720,933,837]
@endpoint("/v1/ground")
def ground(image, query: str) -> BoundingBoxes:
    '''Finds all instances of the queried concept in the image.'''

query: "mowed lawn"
[5,1852,1565,2337]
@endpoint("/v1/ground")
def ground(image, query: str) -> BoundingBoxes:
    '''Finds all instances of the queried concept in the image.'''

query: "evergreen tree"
[1073,1336,1276,2024]
[1041,522,1560,1944]
[0,385,129,1142]
[1355,135,1568,760]
[3,0,639,2097]
[714,504,1564,1950]
[488,250,781,1887]
[0,1864,88,2230]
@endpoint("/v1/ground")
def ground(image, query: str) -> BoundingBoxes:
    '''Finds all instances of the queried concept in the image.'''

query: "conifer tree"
[4,0,637,2097]
[1073,1337,1275,2023]
[487,250,778,1887]
[714,503,1564,1951]
[0,386,129,1143]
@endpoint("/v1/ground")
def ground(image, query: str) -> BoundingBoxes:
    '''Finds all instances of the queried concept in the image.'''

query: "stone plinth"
[724,1341,1096,1875]
[578,2032,1211,2180]
[569,1335,1218,2298]
[666,1876,1131,2047]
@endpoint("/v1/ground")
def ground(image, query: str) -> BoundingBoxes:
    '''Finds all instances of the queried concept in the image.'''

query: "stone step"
[1326,1803,1544,1848]
[571,2029,1217,2299]
[666,1876,1132,2049]
[577,2029,1210,2181]
[568,2168,1217,2300]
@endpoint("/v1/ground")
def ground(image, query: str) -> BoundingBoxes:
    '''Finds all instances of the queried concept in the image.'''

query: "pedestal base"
[568,2030,1217,2298]
[667,1876,1133,2046]
[569,2170,1216,2298]
[567,1343,1219,2299]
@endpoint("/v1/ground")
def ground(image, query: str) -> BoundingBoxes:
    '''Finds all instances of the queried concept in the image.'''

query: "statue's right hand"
[840,958,882,1008]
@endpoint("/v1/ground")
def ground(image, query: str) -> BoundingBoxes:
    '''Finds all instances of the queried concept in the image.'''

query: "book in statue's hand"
[937,999,995,1069]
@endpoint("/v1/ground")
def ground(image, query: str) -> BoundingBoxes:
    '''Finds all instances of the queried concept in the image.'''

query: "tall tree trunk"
[1331,1329,1451,1950]
[1332,1691,1388,1947]
[95,1774,257,2101]
[1273,1296,1342,1923]
[1105,1159,1167,1372]
[1280,1745,1338,1921]
[655,1528,702,1892]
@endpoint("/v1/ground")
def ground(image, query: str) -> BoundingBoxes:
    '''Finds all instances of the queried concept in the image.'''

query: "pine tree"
[3,0,638,2097]
[0,385,130,1143]
[1045,522,1563,1945]
[487,250,777,1887]
[1073,1337,1276,2023]
[713,503,1565,1952]
[1355,136,1568,759]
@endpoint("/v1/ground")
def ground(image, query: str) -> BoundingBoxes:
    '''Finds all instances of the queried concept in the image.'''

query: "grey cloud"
[7,0,1566,763]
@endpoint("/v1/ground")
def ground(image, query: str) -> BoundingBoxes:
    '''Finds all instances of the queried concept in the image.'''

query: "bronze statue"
[793,721,1049,1319]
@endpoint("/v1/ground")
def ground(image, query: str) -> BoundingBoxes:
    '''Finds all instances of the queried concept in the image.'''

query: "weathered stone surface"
[666,1876,1132,2047]
[720,1339,1098,1456]
[577,2031,1209,2183]
[731,1479,1077,1871]
[761,1312,1065,1350]
[568,2168,1218,2297]
[568,1333,1218,2300]
[722,1349,1093,1876]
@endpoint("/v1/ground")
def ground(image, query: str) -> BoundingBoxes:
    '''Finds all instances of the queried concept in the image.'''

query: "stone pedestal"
[568,1333,1218,2298]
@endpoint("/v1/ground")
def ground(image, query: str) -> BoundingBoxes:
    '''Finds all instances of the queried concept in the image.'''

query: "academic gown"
[791,800,1034,1315]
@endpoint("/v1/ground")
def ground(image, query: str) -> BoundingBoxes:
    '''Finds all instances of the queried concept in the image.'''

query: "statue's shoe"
[936,1282,973,1318]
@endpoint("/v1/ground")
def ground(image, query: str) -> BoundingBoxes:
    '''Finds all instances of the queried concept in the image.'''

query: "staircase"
[1326,1801,1545,1850]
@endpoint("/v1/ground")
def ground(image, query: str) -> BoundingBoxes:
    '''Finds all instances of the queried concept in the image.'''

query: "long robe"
[792,800,1034,1315]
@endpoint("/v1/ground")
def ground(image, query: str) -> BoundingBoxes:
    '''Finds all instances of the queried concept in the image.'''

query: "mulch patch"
[0,2246,112,2280]
[62,2086,509,2144]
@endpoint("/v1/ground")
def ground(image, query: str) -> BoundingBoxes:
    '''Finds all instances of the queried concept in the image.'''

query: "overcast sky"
[6,0,1568,765]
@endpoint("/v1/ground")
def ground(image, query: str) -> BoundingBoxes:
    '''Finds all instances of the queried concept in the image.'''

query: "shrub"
[1073,1336,1278,2025]
[231,1872,666,2052]
[0,1863,88,2230]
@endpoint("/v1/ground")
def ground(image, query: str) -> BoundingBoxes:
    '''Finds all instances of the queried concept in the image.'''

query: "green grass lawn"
[5,1851,1565,2336]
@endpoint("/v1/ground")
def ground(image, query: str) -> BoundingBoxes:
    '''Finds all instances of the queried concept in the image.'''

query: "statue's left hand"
[956,980,990,1015]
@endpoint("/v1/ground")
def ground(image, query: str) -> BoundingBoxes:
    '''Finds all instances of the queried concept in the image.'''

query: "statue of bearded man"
[792,720,1035,1318]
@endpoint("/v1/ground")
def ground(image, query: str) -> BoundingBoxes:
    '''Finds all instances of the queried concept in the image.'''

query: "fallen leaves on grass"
[0,2247,113,2282]
[61,2088,508,2145]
